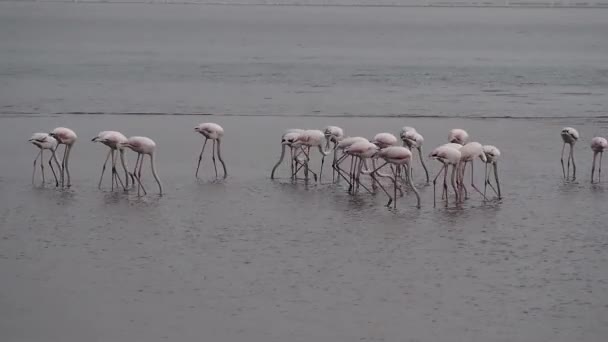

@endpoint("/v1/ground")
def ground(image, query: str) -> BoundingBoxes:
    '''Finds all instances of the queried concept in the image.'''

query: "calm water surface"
[1,3,608,342]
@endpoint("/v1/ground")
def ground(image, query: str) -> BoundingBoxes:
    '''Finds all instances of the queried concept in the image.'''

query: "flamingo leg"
[391,165,398,208]
[470,161,488,201]
[442,163,448,203]
[112,149,126,191]
[64,145,72,187]
[137,153,147,196]
[570,143,576,180]
[431,163,445,206]
[484,162,488,198]
[450,164,459,203]
[567,144,571,178]
[216,139,227,179]
[98,149,111,189]
[560,142,566,178]
[40,149,46,184]
[44,151,58,186]
[417,146,430,183]
[60,144,67,187]
[32,149,42,184]
[195,138,208,178]
[51,150,61,187]
[485,163,499,197]
[406,163,421,208]
[110,149,116,191]
[591,151,597,183]
[494,161,502,199]
[212,140,218,179]
[599,152,603,182]
[370,169,392,206]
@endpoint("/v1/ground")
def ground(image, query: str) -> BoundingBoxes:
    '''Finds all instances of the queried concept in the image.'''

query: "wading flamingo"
[292,130,331,182]
[49,127,77,187]
[370,146,421,208]
[482,145,501,199]
[590,136,607,183]
[457,142,488,202]
[401,129,430,183]
[448,129,469,145]
[119,136,163,196]
[271,129,304,179]
[560,127,579,180]
[429,144,461,206]
[324,126,345,181]
[29,133,61,186]
[92,131,131,191]
[194,123,227,179]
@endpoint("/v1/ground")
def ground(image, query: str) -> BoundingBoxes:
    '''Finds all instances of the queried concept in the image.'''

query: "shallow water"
[1,114,608,342]
[1,2,608,342]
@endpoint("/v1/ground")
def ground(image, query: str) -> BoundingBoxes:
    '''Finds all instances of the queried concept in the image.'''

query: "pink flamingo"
[271,129,305,180]
[324,126,345,181]
[448,129,469,145]
[119,136,163,196]
[400,128,430,183]
[560,127,579,179]
[590,137,607,183]
[92,131,131,191]
[49,127,77,187]
[482,145,501,199]
[194,123,227,179]
[370,146,421,208]
[343,140,379,194]
[429,144,462,206]
[457,142,488,202]
[292,130,331,182]
[333,136,369,186]
[29,133,61,186]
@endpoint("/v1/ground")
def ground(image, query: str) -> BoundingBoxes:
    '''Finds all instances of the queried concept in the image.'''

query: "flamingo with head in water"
[29,133,61,187]
[560,127,579,180]
[49,127,77,187]
[92,131,131,191]
[119,136,163,196]
[590,136,607,183]
[194,123,227,179]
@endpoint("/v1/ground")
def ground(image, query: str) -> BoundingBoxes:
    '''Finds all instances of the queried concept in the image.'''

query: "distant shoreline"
[3,0,608,9]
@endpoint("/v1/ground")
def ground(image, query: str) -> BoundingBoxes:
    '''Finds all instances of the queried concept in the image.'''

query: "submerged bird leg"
[406,163,421,208]
[450,164,459,203]
[599,151,604,182]
[370,169,392,206]
[560,142,566,179]
[566,143,571,179]
[432,163,445,207]
[47,152,59,186]
[591,151,597,183]
[570,143,576,180]
[32,149,42,184]
[212,140,218,179]
[195,138,208,178]
[470,161,488,201]
[216,139,228,179]
[112,149,126,191]
[40,150,46,184]
[493,161,501,199]
[417,146,430,183]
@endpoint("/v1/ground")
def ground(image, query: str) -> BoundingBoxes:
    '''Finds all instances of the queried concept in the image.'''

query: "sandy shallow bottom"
[1,114,607,341]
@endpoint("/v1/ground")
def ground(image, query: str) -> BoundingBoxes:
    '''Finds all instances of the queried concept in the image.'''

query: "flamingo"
[49,127,77,187]
[194,122,227,179]
[333,136,368,186]
[429,144,462,206]
[560,127,579,180]
[292,130,331,182]
[457,142,488,202]
[271,129,304,179]
[29,133,61,186]
[92,131,131,191]
[324,126,345,181]
[590,136,607,183]
[370,146,421,208]
[119,136,163,196]
[343,140,379,194]
[482,145,501,199]
[371,132,399,149]
[401,129,430,183]
[448,129,469,145]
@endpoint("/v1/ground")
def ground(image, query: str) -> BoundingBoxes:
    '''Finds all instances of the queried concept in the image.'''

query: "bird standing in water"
[49,127,77,187]
[92,131,131,191]
[29,133,61,186]
[560,127,579,180]
[120,136,163,196]
[194,122,227,179]
[590,136,607,183]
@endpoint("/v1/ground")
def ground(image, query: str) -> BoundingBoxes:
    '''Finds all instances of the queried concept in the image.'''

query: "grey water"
[1,2,608,342]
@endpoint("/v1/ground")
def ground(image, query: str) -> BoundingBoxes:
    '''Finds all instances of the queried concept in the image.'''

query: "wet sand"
[1,114,608,341]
